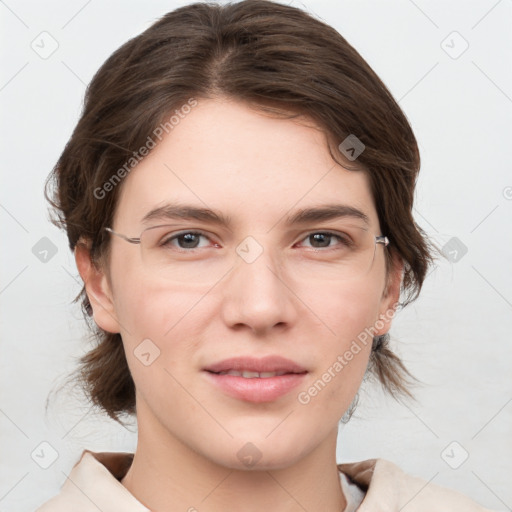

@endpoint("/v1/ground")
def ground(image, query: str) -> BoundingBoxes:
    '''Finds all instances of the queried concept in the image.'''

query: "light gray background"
[1,1,511,511]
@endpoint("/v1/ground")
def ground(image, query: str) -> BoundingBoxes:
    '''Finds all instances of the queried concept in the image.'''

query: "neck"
[121,410,347,511]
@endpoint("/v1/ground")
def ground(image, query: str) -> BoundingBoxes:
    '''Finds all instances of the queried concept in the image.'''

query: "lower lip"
[203,371,307,403]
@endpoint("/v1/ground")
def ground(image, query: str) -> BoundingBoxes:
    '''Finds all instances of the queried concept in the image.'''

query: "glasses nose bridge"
[232,233,285,274]
[225,238,293,317]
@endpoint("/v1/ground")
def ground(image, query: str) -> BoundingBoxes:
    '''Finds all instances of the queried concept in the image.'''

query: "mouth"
[207,369,301,378]
[203,355,308,375]
[203,355,308,402]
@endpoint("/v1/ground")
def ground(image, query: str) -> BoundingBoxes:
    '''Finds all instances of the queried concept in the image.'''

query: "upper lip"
[203,355,308,374]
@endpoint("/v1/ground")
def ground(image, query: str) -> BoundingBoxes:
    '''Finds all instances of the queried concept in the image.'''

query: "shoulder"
[337,458,499,512]
[35,450,147,512]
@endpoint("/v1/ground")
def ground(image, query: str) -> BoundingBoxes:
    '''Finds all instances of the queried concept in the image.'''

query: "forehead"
[113,98,378,232]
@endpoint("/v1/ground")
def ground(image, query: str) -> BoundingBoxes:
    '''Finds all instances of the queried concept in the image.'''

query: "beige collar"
[36,449,495,511]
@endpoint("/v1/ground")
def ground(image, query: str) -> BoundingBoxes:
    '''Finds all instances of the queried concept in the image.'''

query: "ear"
[74,240,120,334]
[374,253,403,336]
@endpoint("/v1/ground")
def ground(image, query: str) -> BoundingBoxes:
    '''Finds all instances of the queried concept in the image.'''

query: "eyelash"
[161,230,352,252]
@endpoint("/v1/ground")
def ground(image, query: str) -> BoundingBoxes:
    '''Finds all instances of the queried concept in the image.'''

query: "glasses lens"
[139,224,381,285]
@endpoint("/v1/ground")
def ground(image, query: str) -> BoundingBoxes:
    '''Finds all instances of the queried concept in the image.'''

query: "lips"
[203,355,308,375]
[214,370,289,378]
[203,355,308,402]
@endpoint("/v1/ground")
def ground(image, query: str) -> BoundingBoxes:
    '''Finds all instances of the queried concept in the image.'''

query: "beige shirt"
[35,449,497,511]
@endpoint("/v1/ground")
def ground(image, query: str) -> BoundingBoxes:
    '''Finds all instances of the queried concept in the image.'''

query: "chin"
[202,432,312,472]
[217,449,303,472]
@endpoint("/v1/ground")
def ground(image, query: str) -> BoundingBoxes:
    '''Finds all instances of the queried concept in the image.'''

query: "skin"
[75,97,402,512]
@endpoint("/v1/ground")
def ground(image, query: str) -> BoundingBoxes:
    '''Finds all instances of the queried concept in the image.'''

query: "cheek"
[108,245,201,340]
[306,275,384,345]
[110,267,214,395]
[297,278,383,408]
[112,279,205,404]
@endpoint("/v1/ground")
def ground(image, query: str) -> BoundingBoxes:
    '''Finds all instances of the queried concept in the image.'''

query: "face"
[79,97,401,470]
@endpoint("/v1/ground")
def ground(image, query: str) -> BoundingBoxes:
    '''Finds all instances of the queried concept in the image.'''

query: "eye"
[297,231,353,250]
[162,231,215,250]
[155,229,354,252]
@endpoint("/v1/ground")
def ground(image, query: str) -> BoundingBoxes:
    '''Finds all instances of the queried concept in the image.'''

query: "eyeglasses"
[104,224,389,285]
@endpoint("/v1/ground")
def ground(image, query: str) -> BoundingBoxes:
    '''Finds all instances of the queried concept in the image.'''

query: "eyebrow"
[141,203,370,228]
[142,204,233,227]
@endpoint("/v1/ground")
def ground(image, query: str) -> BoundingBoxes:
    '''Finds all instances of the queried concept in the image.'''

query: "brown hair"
[45,0,434,425]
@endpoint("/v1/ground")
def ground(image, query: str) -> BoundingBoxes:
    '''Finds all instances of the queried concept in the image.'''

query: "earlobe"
[74,241,120,334]
[375,254,403,336]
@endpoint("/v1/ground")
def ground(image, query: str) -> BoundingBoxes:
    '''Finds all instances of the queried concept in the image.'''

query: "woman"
[36,1,496,510]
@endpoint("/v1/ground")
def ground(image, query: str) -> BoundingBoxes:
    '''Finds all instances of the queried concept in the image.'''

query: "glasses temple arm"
[104,227,141,244]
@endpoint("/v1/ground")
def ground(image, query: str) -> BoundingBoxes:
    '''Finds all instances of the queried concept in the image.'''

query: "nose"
[219,238,298,336]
